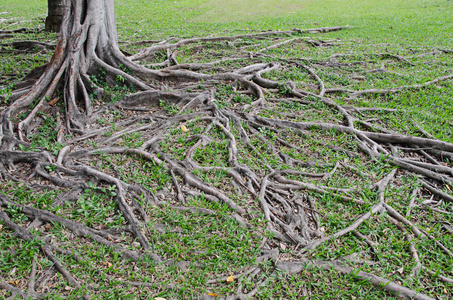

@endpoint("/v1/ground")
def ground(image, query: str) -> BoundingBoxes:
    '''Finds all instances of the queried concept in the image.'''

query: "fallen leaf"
[103,261,113,268]
[149,110,153,114]
[9,280,18,286]
[181,125,189,132]
[446,185,451,192]
[397,267,404,275]
[207,293,218,297]
[48,97,60,106]
[154,298,166,300]
[226,275,234,283]
[64,286,74,291]
[280,243,287,251]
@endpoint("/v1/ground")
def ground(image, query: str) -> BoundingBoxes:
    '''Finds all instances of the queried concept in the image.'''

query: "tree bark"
[1,0,149,144]
[1,1,453,298]
[46,0,66,32]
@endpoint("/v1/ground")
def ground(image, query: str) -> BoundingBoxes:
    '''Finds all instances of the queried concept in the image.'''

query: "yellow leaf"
[181,125,189,132]
[103,261,113,268]
[9,280,18,286]
[446,185,451,192]
[207,293,218,297]
[226,275,234,283]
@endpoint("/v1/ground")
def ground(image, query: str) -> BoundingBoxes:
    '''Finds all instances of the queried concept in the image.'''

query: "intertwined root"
[1,23,453,299]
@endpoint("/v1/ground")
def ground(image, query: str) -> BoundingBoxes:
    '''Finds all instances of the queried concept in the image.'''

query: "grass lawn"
[1,0,453,299]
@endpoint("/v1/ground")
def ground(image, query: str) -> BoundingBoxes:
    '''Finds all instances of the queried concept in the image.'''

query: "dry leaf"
[154,298,166,300]
[9,280,18,286]
[280,243,287,251]
[397,267,404,275]
[207,293,218,297]
[181,125,189,132]
[103,261,113,268]
[64,286,74,291]
[226,275,234,283]
[48,97,60,106]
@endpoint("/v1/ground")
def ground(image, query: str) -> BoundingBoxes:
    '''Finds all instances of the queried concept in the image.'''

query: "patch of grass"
[28,112,64,153]
[1,0,453,299]
[89,66,136,103]
[68,183,126,228]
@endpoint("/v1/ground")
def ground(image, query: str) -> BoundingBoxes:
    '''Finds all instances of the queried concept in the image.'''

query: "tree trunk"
[1,0,152,144]
[1,1,453,299]
[46,0,66,32]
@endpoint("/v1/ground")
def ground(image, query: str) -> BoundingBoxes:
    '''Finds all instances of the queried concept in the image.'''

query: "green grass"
[1,0,453,299]
[4,0,451,47]
[114,0,453,47]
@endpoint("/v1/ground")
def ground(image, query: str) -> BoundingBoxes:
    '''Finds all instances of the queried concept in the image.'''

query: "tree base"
[1,4,452,299]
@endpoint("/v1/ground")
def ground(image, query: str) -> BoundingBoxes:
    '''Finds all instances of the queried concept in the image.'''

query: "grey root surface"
[0,0,452,299]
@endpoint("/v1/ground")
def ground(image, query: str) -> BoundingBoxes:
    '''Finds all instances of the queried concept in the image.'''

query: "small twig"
[170,169,185,203]
[406,187,420,217]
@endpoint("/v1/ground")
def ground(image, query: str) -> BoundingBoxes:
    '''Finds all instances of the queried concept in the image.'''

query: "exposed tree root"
[1,1,453,298]
[0,27,43,35]
[1,41,56,52]
[276,260,435,300]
